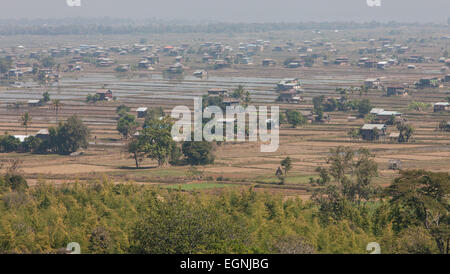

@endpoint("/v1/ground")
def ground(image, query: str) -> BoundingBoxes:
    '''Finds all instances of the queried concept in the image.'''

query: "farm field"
[0,27,449,199]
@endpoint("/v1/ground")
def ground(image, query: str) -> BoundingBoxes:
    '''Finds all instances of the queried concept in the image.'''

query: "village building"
[35,129,49,140]
[277,89,303,104]
[27,100,41,107]
[386,86,408,96]
[262,59,276,66]
[376,110,402,122]
[193,70,208,78]
[208,89,228,97]
[364,78,382,89]
[433,102,450,112]
[388,159,402,170]
[360,124,387,141]
[277,78,302,91]
[96,89,113,101]
[167,63,184,74]
[415,77,440,88]
[222,98,240,107]
[136,107,148,118]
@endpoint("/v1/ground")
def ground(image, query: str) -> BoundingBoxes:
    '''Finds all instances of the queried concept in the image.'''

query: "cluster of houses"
[359,108,403,141]
[276,78,304,104]
[206,88,240,108]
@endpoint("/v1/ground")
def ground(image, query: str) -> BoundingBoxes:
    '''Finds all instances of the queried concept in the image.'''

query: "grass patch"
[165,182,232,190]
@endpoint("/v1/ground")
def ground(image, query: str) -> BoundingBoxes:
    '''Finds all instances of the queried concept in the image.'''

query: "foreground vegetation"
[0,166,447,254]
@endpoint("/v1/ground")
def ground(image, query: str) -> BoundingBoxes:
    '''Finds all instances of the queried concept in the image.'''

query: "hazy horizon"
[0,0,449,24]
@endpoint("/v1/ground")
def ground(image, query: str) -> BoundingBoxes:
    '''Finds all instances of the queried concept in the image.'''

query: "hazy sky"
[0,0,449,23]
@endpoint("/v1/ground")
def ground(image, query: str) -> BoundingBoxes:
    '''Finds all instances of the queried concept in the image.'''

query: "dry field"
[0,27,449,197]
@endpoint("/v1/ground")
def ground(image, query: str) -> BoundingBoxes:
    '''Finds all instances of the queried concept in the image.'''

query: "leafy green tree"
[0,135,21,152]
[139,117,175,166]
[42,92,51,103]
[144,107,166,127]
[131,194,247,254]
[397,123,414,143]
[324,98,337,112]
[117,113,138,139]
[127,138,146,169]
[1,174,28,192]
[182,141,215,166]
[357,99,372,117]
[22,136,41,153]
[51,115,90,155]
[88,227,112,254]
[385,170,449,254]
[0,57,12,73]
[285,110,306,128]
[116,104,131,115]
[314,147,378,204]
[280,157,292,175]
[231,85,251,106]
[408,101,431,112]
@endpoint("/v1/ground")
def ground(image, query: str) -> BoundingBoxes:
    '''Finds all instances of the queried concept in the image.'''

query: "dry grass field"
[0,27,449,198]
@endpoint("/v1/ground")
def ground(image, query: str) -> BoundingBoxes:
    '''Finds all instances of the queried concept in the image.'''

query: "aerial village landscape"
[0,7,449,255]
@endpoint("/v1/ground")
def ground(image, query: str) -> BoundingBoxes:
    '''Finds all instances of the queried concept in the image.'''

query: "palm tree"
[20,111,32,136]
[52,99,63,123]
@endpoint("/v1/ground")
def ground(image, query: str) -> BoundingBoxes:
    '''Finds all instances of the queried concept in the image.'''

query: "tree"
[116,104,131,115]
[385,170,449,254]
[314,146,378,203]
[280,157,292,175]
[347,128,360,140]
[144,107,165,127]
[22,136,41,153]
[137,117,175,166]
[51,99,63,123]
[42,92,51,103]
[323,98,337,112]
[0,135,21,152]
[51,115,90,155]
[285,110,306,128]
[131,195,246,254]
[408,101,431,112]
[357,99,372,118]
[127,138,146,169]
[312,96,325,122]
[20,112,32,136]
[231,85,251,106]
[0,57,12,73]
[40,56,55,68]
[117,113,138,139]
[397,123,414,143]
[88,227,112,254]
[182,141,215,166]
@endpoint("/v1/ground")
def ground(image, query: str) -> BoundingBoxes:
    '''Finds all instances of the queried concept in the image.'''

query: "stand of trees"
[0,115,90,155]
[0,164,447,254]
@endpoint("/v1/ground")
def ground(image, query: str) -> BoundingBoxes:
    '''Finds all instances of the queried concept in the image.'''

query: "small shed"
[28,100,41,107]
[388,159,402,170]
[360,124,387,141]
[136,107,148,118]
